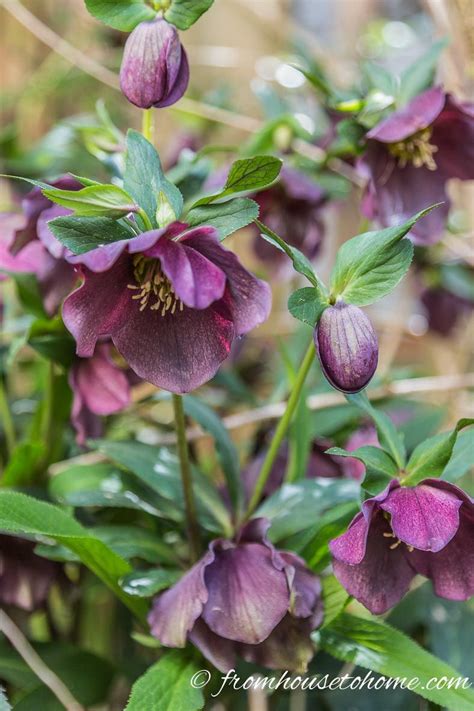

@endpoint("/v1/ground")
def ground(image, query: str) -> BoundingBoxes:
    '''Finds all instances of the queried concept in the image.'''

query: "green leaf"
[43,184,138,218]
[183,395,243,514]
[125,650,204,711]
[327,445,398,494]
[302,501,358,571]
[256,478,360,541]
[442,429,474,482]
[11,272,46,318]
[321,575,349,628]
[84,0,156,31]
[288,287,328,327]
[330,208,441,305]
[363,61,398,96]
[317,613,474,710]
[120,568,181,597]
[257,219,326,292]
[48,216,133,254]
[192,155,282,207]
[186,198,259,239]
[404,418,473,485]
[398,39,448,106]
[27,318,75,366]
[0,491,147,620]
[124,130,183,228]
[0,441,46,487]
[165,0,214,30]
[347,392,406,468]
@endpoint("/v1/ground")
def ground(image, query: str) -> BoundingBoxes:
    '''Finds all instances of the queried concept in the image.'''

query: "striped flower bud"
[315,302,378,393]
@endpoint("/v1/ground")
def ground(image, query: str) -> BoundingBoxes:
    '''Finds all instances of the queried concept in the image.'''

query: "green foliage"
[288,287,328,327]
[327,444,398,494]
[186,198,259,239]
[125,651,204,711]
[317,613,474,710]
[43,184,139,218]
[347,392,406,469]
[84,0,156,31]
[27,318,76,366]
[49,216,133,254]
[321,575,349,628]
[120,568,181,597]
[397,39,448,106]
[165,0,215,30]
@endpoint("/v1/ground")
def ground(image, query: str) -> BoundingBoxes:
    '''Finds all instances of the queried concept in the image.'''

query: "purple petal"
[333,511,416,614]
[71,344,130,416]
[202,541,290,644]
[154,47,189,108]
[149,234,226,309]
[281,551,323,619]
[367,87,445,142]
[148,550,214,647]
[359,143,450,245]
[36,253,77,316]
[330,512,370,565]
[280,166,326,203]
[185,231,272,334]
[188,619,236,673]
[36,205,70,258]
[67,241,130,273]
[432,94,474,180]
[380,483,462,552]
[62,256,133,357]
[410,506,474,601]
[240,614,317,672]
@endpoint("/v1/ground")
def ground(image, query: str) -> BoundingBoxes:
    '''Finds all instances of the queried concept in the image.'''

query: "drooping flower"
[420,286,473,337]
[330,479,474,614]
[359,87,474,244]
[120,18,189,109]
[69,343,131,445]
[0,535,61,611]
[148,519,323,672]
[62,223,271,393]
[315,302,378,393]
[251,167,326,271]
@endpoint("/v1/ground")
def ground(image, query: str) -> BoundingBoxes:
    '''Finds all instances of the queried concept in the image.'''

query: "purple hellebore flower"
[62,223,271,394]
[359,87,474,245]
[252,167,326,272]
[148,518,323,672]
[315,302,378,393]
[340,426,380,481]
[69,343,131,445]
[0,535,61,611]
[330,478,474,614]
[120,18,189,109]
[420,286,473,337]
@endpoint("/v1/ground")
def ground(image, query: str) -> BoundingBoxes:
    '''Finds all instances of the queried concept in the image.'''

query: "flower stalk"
[0,378,16,457]
[245,342,315,517]
[141,108,153,142]
[172,393,200,561]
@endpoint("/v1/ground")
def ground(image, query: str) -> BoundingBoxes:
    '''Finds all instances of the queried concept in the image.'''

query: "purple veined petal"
[185,232,272,334]
[62,255,133,357]
[112,297,235,393]
[120,20,168,109]
[150,236,226,309]
[367,87,446,143]
[72,344,131,417]
[280,551,322,619]
[67,241,130,273]
[359,142,450,245]
[154,46,189,108]
[329,512,370,565]
[239,614,317,673]
[332,511,417,614]
[410,506,474,601]
[202,541,290,644]
[36,205,70,259]
[188,619,236,673]
[148,550,215,647]
[431,94,474,180]
[380,483,463,552]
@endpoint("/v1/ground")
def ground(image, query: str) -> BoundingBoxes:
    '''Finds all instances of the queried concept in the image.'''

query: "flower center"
[388,127,438,170]
[127,254,184,316]
[383,531,414,552]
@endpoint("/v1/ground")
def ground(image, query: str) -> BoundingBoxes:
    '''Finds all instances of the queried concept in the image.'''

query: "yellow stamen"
[388,127,438,171]
[127,255,183,315]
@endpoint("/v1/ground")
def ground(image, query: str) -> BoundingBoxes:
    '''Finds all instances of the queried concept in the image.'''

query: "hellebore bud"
[120,18,189,109]
[315,301,378,393]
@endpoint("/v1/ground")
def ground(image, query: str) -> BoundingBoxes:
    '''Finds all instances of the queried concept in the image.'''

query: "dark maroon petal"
[367,87,446,143]
[315,302,378,393]
[37,253,77,316]
[150,234,226,309]
[333,511,416,614]
[62,256,133,357]
[148,550,215,647]
[185,231,272,334]
[421,287,472,336]
[281,551,322,619]
[202,542,290,644]
[240,614,317,672]
[410,506,474,601]
[359,143,450,245]
[380,483,462,552]
[69,370,103,446]
[188,619,236,673]
[431,95,474,180]
[111,299,234,393]
[0,535,60,611]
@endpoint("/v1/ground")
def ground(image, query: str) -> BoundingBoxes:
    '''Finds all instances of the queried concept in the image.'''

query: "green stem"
[141,108,153,142]
[245,342,315,518]
[172,394,200,561]
[0,378,16,457]
[137,208,154,232]
[41,361,55,459]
